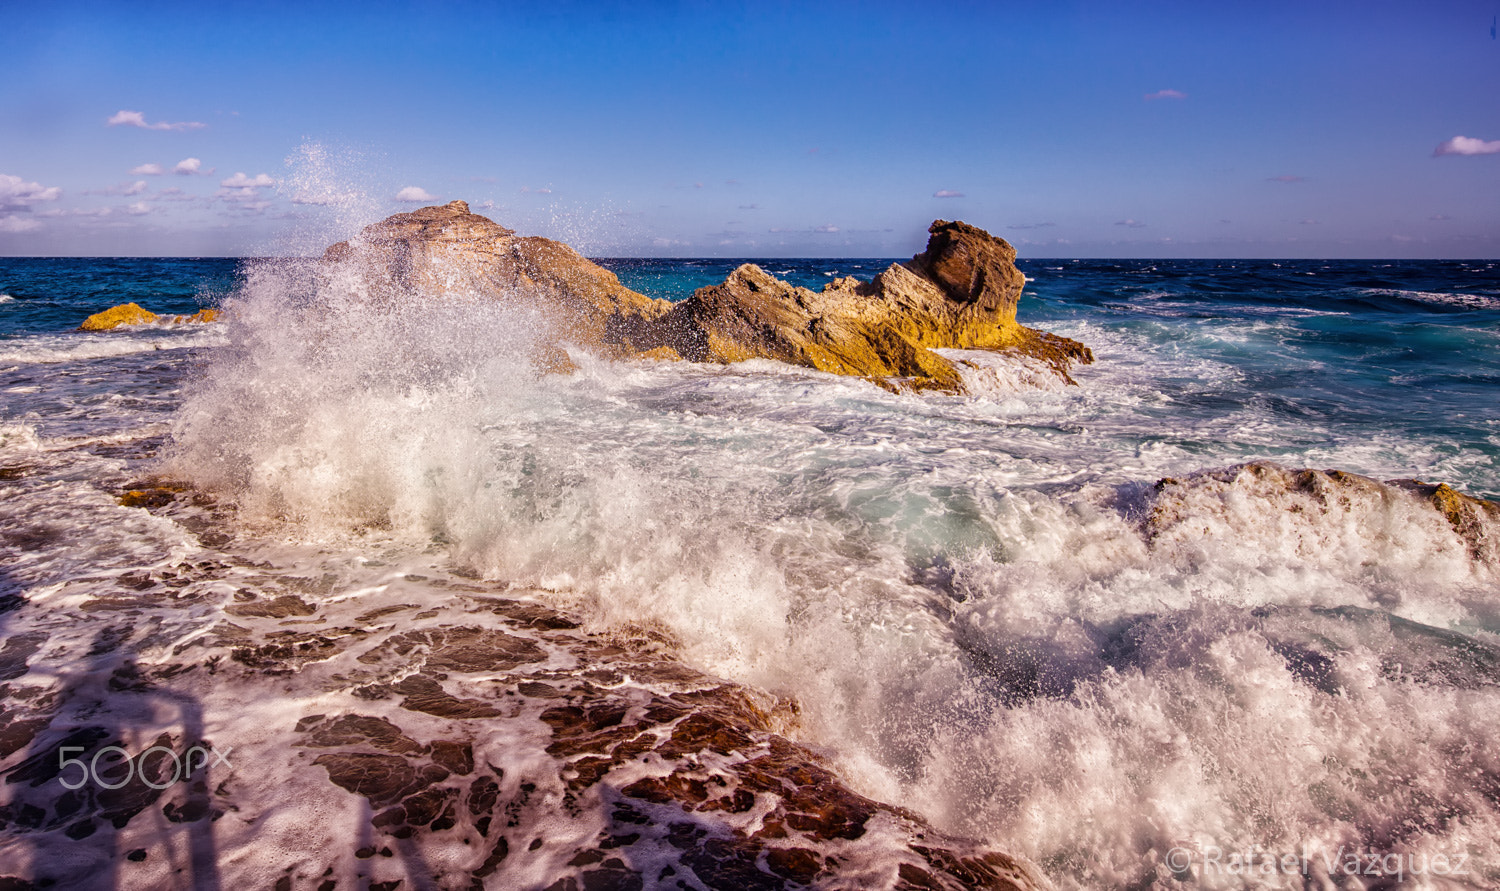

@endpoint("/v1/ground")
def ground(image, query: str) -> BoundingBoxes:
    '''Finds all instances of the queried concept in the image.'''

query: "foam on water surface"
[2,253,1499,888]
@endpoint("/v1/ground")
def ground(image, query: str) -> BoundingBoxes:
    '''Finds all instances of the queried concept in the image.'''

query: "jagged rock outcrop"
[323,201,671,363]
[320,201,1092,392]
[79,303,219,330]
[658,221,1092,390]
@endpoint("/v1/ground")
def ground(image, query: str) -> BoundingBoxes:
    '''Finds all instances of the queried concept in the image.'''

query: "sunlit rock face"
[79,304,219,330]
[322,202,1091,392]
[321,200,672,365]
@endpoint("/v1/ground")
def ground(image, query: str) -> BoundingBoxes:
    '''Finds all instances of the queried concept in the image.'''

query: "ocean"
[2,253,1498,889]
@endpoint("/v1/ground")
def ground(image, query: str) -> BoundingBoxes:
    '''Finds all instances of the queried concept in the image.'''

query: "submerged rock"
[322,201,1091,392]
[79,304,219,330]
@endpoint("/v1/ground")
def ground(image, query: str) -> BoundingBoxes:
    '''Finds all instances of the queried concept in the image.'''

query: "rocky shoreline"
[0,474,1044,890]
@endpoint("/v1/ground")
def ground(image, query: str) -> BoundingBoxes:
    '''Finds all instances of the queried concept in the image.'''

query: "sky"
[2,0,1498,258]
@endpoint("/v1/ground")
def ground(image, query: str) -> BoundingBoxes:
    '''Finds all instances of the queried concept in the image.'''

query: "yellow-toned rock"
[80,302,159,330]
[322,202,1092,393]
[80,303,221,330]
[654,220,1093,391]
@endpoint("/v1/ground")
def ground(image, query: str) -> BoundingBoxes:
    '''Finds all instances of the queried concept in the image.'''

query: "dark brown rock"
[392,674,502,719]
[225,594,316,618]
[359,626,545,673]
[294,714,426,755]
[311,752,449,807]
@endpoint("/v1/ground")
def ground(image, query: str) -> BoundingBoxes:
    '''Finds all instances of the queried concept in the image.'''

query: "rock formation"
[79,303,219,331]
[321,201,1091,392]
[1149,461,1500,562]
[322,201,670,368]
[657,221,1092,390]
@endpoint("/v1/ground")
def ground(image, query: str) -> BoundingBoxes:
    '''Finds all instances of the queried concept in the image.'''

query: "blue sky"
[2,0,1498,258]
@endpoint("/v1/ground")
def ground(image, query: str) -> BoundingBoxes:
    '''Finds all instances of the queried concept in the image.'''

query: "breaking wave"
[165,257,1500,888]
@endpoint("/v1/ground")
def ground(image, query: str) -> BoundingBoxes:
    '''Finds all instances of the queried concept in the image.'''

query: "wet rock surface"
[0,480,1043,890]
[78,304,219,331]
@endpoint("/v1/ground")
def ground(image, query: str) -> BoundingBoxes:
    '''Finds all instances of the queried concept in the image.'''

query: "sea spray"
[159,253,1500,888]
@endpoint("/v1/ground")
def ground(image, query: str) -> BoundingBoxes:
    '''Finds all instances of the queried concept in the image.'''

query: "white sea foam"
[935,348,1069,397]
[1361,287,1500,311]
[0,293,15,303]
[0,327,226,365]
[151,257,1500,887]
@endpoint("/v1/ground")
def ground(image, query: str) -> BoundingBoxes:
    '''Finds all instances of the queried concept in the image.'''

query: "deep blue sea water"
[7,257,1498,499]
[3,254,1499,888]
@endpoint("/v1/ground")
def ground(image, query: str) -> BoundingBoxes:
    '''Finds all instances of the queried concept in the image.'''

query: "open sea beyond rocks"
[1,251,1498,889]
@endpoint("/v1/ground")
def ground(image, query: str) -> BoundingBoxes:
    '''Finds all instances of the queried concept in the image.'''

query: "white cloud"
[1,174,62,231]
[395,186,438,203]
[131,163,165,175]
[813,225,840,233]
[933,189,965,198]
[125,202,152,216]
[1144,89,1187,101]
[106,110,206,131]
[1115,219,1146,228]
[174,157,212,175]
[220,172,275,188]
[0,173,63,210]
[215,173,275,205]
[518,186,553,195]
[1433,135,1500,156]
